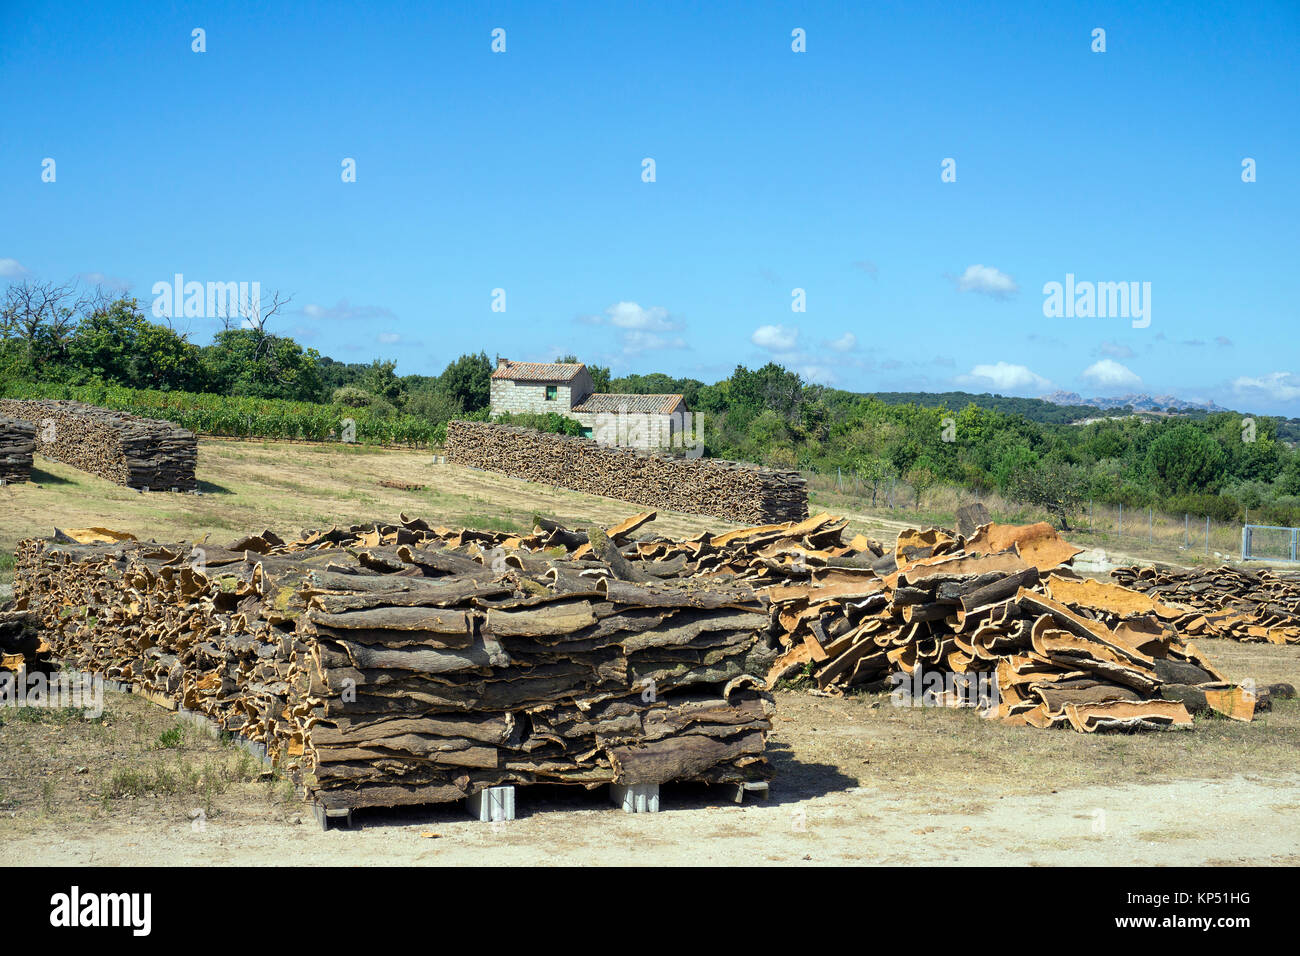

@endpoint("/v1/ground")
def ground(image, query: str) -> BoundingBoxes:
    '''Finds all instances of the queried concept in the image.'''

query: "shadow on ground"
[28,467,75,486]
[330,744,856,831]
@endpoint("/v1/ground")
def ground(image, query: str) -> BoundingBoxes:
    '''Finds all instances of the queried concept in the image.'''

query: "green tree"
[0,279,101,379]
[437,352,492,412]
[358,359,404,406]
[991,443,1039,493]
[201,329,322,401]
[1278,455,1300,497]
[1143,424,1228,496]
[1010,461,1085,530]
[405,385,464,424]
[905,461,939,509]
[67,297,204,391]
[331,385,377,408]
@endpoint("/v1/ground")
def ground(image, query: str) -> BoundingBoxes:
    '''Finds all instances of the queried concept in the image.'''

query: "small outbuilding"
[489,359,688,449]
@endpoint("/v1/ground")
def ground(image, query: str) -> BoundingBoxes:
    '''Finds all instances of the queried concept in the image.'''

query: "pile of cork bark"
[0,416,35,483]
[445,420,807,524]
[13,516,775,811]
[0,399,197,491]
[1111,564,1300,645]
[747,519,1268,730]
[10,509,1280,820]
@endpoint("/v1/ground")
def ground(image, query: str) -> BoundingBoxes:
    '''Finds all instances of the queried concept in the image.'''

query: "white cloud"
[80,271,132,291]
[751,324,799,351]
[300,300,395,321]
[1099,340,1134,359]
[1081,359,1142,389]
[581,301,686,352]
[852,260,878,278]
[600,301,678,331]
[957,361,1051,392]
[798,364,837,384]
[622,329,686,354]
[829,332,857,352]
[956,264,1018,298]
[0,258,31,278]
[377,332,401,344]
[1233,371,1300,404]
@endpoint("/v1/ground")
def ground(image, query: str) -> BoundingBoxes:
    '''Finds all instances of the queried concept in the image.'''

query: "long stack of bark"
[13,517,775,811]
[445,420,807,524]
[0,416,35,483]
[1111,564,1300,645]
[0,399,197,491]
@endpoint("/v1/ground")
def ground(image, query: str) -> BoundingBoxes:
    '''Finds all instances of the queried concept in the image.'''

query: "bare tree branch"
[215,288,292,335]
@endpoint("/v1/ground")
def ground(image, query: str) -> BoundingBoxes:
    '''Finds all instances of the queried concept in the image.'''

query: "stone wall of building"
[489,368,593,416]
[570,411,681,449]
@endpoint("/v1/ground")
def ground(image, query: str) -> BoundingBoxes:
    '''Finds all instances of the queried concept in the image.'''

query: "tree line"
[4,278,1298,528]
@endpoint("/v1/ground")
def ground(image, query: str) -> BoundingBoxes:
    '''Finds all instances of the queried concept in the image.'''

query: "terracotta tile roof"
[491,360,587,382]
[570,392,685,415]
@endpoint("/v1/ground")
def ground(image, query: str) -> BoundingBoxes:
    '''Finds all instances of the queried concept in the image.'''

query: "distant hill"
[1039,390,1230,414]
[860,390,1103,424]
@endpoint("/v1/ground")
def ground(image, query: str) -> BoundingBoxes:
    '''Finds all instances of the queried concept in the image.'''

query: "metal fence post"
[1184,513,1189,548]
[1241,525,1249,561]
[1205,516,1210,556]
[1148,508,1153,546]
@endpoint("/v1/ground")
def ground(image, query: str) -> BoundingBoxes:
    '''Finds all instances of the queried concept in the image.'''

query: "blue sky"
[2,1,1297,412]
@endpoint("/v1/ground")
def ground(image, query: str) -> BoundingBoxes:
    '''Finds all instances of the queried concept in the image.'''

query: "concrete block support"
[611,783,660,813]
[467,785,516,822]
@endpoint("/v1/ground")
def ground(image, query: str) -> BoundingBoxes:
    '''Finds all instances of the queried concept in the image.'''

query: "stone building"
[489,358,691,450]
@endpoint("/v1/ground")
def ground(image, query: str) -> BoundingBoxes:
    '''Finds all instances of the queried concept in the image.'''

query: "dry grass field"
[0,438,1198,592]
[1,438,1297,865]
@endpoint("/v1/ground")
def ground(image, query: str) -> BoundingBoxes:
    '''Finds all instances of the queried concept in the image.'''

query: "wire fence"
[1241,524,1300,563]
[1077,501,1240,558]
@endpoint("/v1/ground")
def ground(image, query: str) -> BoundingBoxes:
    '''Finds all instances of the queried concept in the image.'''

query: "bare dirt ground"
[1,641,1296,867]
[2,440,1298,865]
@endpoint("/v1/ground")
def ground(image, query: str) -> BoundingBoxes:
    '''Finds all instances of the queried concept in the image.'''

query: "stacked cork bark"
[10,509,1274,822]
[615,516,1266,731]
[0,416,36,483]
[0,399,197,491]
[445,420,807,524]
[12,517,775,811]
[1112,564,1300,645]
